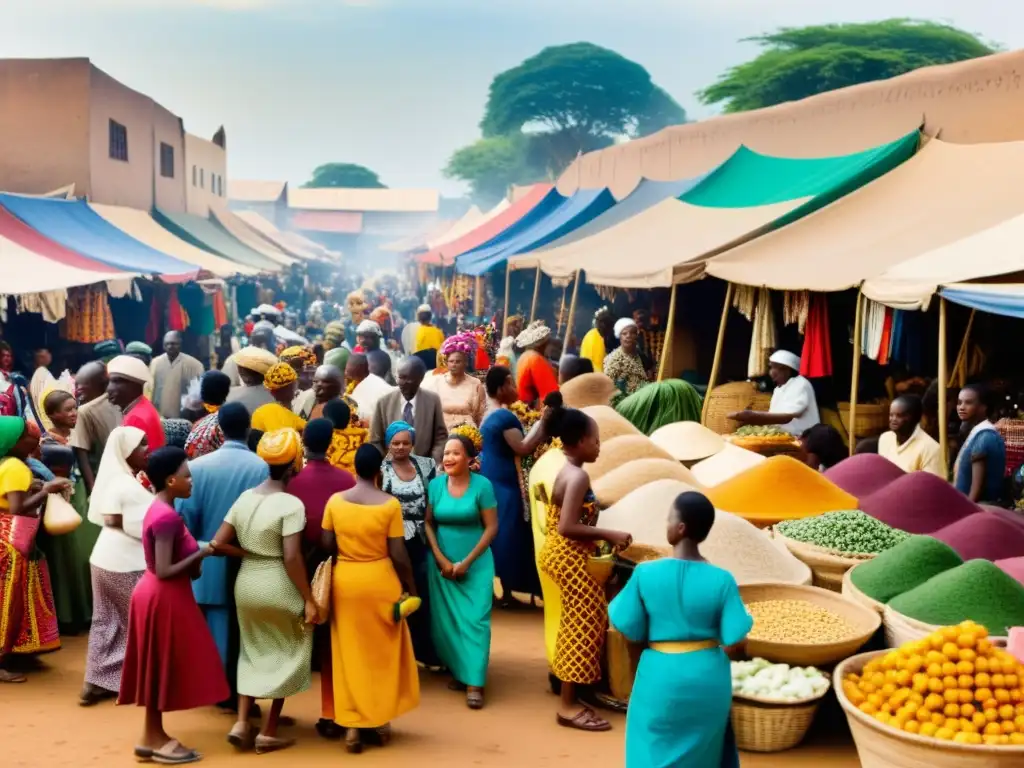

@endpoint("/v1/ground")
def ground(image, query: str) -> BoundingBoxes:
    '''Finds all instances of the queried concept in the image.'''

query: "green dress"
[228,489,313,699]
[426,473,497,688]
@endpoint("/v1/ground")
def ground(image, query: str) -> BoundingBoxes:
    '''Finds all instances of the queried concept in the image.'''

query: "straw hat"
[561,373,617,409]
[690,443,766,488]
[593,458,704,508]
[585,435,675,483]
[650,421,726,463]
[581,405,642,442]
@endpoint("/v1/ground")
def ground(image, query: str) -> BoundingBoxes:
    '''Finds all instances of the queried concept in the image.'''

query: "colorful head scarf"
[385,420,415,446]
[440,332,477,358]
[279,345,318,371]
[370,307,392,327]
[515,321,551,350]
[161,418,192,450]
[257,427,303,469]
[324,347,349,371]
[263,362,298,391]
[0,416,27,457]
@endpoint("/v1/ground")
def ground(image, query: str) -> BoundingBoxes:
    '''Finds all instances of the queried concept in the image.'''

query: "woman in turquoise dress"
[608,490,752,768]
[425,435,498,709]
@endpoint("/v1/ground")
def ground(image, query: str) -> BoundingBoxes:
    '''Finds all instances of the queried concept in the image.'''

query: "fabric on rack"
[16,291,68,322]
[166,287,186,332]
[732,285,756,321]
[212,289,228,329]
[747,288,777,378]
[861,300,885,361]
[800,294,833,378]
[105,279,134,299]
[783,291,810,333]
[177,284,215,336]
[63,285,115,343]
[877,308,894,366]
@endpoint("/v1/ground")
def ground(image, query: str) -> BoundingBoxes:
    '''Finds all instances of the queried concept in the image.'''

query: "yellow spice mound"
[705,455,856,527]
[843,621,1024,746]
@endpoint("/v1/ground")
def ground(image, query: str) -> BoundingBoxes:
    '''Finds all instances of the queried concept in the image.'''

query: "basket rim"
[842,567,886,613]
[835,650,1024,754]
[774,529,880,561]
[733,682,830,707]
[740,582,882,649]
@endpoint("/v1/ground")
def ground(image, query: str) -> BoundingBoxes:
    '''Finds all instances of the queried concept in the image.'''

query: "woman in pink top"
[424,333,486,431]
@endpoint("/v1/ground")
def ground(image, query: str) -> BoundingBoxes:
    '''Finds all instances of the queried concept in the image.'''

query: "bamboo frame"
[938,297,949,477]
[947,308,976,389]
[503,265,511,324]
[529,265,542,322]
[556,283,568,336]
[565,270,582,351]
[700,282,733,424]
[848,289,864,455]
[657,284,678,381]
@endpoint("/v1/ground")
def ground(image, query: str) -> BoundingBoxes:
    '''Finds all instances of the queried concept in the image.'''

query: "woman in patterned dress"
[603,319,649,398]
[214,428,317,754]
[538,393,632,732]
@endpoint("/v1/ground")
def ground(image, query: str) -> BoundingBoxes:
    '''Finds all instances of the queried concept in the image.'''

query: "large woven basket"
[731,687,828,753]
[838,402,890,439]
[740,583,881,666]
[842,566,885,615]
[703,381,763,435]
[835,651,1024,766]
[775,532,876,593]
[882,604,940,648]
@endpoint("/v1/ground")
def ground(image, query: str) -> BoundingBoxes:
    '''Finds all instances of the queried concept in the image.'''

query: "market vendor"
[728,350,819,437]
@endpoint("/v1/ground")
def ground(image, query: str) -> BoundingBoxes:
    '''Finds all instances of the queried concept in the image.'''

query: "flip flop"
[254,735,295,755]
[79,686,117,707]
[0,669,26,684]
[556,708,612,732]
[150,741,202,765]
[227,722,257,751]
[133,746,154,762]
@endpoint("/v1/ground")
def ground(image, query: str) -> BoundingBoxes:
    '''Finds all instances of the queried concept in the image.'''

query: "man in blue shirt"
[177,402,269,711]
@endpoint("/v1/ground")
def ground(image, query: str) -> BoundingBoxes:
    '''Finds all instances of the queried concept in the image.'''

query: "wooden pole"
[473,275,483,318]
[503,265,511,324]
[701,282,733,424]
[565,270,582,353]
[657,283,678,382]
[529,265,542,322]
[948,308,976,389]
[848,289,864,455]
[556,283,568,337]
[938,297,949,478]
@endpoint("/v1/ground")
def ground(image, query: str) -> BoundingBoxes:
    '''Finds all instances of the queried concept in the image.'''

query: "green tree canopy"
[303,162,386,189]
[443,135,545,208]
[700,19,997,113]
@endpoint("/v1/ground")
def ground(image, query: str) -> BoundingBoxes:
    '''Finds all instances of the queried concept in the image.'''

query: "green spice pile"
[848,535,962,603]
[777,510,909,555]
[888,559,1024,634]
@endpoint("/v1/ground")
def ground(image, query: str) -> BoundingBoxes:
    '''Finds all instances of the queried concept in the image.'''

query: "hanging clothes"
[800,294,833,378]
[861,300,886,361]
[732,285,756,321]
[876,308,894,366]
[783,291,810,333]
[747,288,777,378]
[212,289,228,329]
[166,287,187,332]
[63,285,116,344]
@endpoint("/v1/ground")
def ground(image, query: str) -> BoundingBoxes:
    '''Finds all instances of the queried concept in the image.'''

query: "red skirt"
[118,571,229,711]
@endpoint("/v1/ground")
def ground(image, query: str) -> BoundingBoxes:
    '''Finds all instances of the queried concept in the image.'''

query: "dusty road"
[1,609,860,766]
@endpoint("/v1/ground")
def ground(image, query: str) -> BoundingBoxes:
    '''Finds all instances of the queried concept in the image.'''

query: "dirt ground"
[1,608,862,766]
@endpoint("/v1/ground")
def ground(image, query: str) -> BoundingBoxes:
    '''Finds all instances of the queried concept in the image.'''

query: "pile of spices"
[860,472,980,534]
[824,454,905,499]
[691,443,765,488]
[584,435,675,483]
[776,510,909,555]
[592,458,703,508]
[747,599,856,643]
[580,405,641,442]
[849,535,963,603]
[701,509,811,585]
[996,557,1024,586]
[598,479,700,549]
[932,513,1024,562]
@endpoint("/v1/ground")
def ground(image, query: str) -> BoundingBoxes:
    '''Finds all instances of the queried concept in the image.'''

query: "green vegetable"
[734,425,788,437]
[777,510,909,555]
[848,535,962,603]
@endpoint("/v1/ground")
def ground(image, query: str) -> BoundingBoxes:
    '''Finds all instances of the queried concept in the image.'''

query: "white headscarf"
[87,426,150,526]
[356,319,383,336]
[613,318,637,339]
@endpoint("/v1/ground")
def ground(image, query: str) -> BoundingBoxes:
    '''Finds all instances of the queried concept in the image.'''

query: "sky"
[0,1,1018,196]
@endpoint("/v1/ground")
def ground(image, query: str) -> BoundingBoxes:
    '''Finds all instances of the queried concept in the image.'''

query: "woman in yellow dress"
[538,393,632,732]
[324,398,368,477]
[252,363,307,433]
[322,444,420,753]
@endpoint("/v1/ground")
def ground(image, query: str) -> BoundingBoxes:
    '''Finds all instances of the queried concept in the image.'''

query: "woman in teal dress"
[425,435,498,709]
[608,490,752,768]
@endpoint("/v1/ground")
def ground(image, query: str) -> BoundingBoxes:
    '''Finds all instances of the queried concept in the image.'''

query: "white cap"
[768,350,801,373]
[107,355,151,386]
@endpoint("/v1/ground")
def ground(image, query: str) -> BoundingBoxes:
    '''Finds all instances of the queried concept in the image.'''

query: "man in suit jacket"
[370,356,448,464]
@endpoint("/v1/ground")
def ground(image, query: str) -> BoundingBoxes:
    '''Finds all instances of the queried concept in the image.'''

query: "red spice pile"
[824,454,905,499]
[997,556,1024,586]
[931,512,1024,562]
[860,471,979,534]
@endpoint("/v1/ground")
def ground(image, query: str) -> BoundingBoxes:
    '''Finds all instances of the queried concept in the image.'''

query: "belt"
[648,639,719,654]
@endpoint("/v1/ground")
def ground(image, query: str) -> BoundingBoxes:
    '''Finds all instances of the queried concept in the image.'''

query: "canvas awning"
[939,283,1024,319]
[381,219,456,253]
[426,204,494,249]
[153,208,284,272]
[233,210,338,261]
[707,138,1024,292]
[209,206,296,267]
[529,130,919,287]
[417,184,552,266]
[456,188,617,276]
[90,204,257,277]
[0,194,198,280]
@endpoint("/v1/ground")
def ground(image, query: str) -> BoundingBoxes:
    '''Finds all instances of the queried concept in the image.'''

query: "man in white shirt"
[346,353,395,424]
[729,350,820,437]
[877,394,944,475]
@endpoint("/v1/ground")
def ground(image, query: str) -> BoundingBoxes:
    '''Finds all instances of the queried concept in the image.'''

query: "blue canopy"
[940,285,1024,319]
[457,188,616,276]
[0,194,198,276]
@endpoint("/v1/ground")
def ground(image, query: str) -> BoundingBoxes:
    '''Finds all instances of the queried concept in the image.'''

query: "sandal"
[79,685,117,707]
[150,740,202,765]
[133,746,154,762]
[0,669,26,684]
[254,735,295,755]
[466,689,484,710]
[556,708,612,732]
[345,728,363,754]
[227,722,257,752]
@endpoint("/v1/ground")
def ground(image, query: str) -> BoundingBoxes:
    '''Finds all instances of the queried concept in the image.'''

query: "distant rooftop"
[286,186,440,213]
[228,180,287,204]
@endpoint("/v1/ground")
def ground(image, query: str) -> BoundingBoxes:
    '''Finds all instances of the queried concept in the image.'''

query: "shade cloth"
[153,208,283,272]
[427,204,499,249]
[528,130,919,287]
[940,284,1024,319]
[232,210,338,261]
[0,194,198,280]
[208,206,296,267]
[708,138,1024,292]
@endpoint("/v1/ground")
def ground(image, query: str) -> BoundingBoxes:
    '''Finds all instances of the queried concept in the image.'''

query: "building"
[184,128,227,216]
[227,179,287,226]
[0,57,188,212]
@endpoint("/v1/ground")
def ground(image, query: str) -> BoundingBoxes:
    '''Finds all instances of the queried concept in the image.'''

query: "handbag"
[310,558,332,625]
[43,492,82,535]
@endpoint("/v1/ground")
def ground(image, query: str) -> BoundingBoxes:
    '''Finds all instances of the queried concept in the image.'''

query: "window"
[109,119,128,161]
[192,165,197,187]
[199,168,204,189]
[218,175,224,196]
[159,143,174,178]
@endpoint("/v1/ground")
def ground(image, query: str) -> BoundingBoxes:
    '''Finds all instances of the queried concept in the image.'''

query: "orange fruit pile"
[843,621,1024,746]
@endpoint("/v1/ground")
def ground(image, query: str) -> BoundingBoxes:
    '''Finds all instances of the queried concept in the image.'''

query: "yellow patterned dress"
[538,490,605,684]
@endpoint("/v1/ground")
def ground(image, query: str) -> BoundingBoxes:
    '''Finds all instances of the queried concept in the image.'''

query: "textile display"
[63,286,115,344]
[783,290,809,333]
[747,288,776,378]
[799,293,833,378]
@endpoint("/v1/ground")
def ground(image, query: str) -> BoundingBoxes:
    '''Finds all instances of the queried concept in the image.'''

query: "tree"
[700,19,997,113]
[443,134,545,208]
[303,163,386,189]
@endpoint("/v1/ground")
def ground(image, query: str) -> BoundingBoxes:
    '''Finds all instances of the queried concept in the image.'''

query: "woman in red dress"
[118,446,228,764]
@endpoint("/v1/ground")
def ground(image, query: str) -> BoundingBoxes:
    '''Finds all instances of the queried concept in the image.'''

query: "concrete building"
[0,57,188,212]
[184,128,227,216]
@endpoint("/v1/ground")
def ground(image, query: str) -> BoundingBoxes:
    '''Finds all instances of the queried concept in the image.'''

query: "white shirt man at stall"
[728,350,820,437]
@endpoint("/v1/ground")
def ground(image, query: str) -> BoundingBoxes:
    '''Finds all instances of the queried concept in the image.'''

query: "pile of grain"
[824,454,905,499]
[649,421,725,463]
[860,472,979,534]
[888,559,1024,634]
[592,458,703,508]
[581,405,641,441]
[691,443,765,487]
[848,535,963,603]
[584,435,674,483]
[705,455,857,527]
[932,512,1024,562]
[747,599,856,643]
[560,373,617,409]
[996,556,1024,586]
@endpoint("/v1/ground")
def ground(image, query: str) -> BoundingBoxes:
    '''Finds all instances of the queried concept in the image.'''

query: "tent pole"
[701,282,733,424]
[473,275,483,318]
[657,283,678,382]
[565,270,582,353]
[556,282,568,337]
[503,265,511,325]
[529,265,542,322]
[938,297,949,478]
[948,308,976,389]
[848,289,864,456]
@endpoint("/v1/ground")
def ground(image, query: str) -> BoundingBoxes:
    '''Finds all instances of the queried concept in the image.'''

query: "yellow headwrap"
[280,345,317,370]
[257,428,303,469]
[264,362,298,391]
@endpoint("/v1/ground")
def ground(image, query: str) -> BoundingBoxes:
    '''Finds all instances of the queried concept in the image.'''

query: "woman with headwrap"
[422,333,486,431]
[279,346,318,394]
[213,429,316,754]
[161,419,193,450]
[515,321,559,407]
[380,420,440,667]
[184,370,231,460]
[324,399,368,477]
[252,363,307,434]
[0,417,72,681]
[603,318,649,398]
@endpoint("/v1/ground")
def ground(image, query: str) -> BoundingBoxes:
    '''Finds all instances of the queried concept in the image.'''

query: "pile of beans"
[747,599,856,644]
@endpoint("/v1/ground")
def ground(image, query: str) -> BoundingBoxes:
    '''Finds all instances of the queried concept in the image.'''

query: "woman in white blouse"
[79,426,152,706]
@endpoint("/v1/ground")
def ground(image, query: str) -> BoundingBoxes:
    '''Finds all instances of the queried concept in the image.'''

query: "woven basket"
[835,651,1024,766]
[775,533,876,593]
[842,567,885,616]
[882,605,940,648]
[703,381,763,435]
[731,689,826,753]
[740,583,881,666]
[995,418,1024,477]
[838,402,890,439]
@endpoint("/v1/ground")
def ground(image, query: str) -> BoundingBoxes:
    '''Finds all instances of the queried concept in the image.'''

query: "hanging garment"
[861,300,885,361]
[876,308,894,366]
[783,291,810,333]
[747,288,777,378]
[800,294,833,378]
[63,286,116,344]
[16,291,68,323]
[732,285,756,321]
